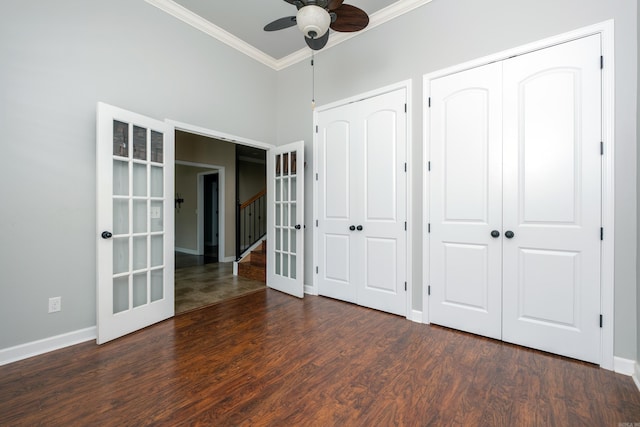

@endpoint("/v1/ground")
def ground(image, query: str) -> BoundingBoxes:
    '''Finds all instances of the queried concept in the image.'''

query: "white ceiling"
[145,0,431,70]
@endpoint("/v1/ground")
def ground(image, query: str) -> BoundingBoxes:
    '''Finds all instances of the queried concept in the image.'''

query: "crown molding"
[145,0,432,71]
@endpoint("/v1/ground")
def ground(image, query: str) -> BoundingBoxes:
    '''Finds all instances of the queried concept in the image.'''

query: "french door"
[429,35,602,363]
[266,141,305,298]
[96,103,174,344]
[316,88,408,316]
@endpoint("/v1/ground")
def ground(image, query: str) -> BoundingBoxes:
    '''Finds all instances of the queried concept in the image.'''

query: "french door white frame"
[312,79,414,320]
[422,20,615,370]
[174,161,225,260]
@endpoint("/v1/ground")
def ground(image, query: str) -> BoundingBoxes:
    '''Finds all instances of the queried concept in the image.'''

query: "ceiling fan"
[264,0,370,51]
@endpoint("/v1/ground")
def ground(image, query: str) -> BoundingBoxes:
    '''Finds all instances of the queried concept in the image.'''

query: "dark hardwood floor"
[2,289,639,426]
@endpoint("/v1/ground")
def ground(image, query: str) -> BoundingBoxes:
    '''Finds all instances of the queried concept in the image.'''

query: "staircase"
[237,240,266,283]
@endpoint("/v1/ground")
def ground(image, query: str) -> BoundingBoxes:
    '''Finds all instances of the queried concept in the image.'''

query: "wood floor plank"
[1,289,640,426]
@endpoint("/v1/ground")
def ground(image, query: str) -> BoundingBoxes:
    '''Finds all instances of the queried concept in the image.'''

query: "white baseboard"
[613,356,636,376]
[304,284,318,296]
[175,247,199,255]
[0,327,96,366]
[410,309,422,323]
[633,362,640,392]
[222,255,236,263]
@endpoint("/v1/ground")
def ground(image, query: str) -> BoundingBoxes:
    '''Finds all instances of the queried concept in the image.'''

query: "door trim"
[174,161,224,260]
[312,79,413,319]
[422,20,615,370]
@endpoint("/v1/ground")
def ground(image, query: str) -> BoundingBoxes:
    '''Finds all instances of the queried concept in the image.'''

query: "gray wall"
[276,0,638,359]
[0,0,276,349]
[637,0,640,369]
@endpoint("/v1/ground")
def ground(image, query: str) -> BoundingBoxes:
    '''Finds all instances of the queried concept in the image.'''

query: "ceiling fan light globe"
[296,5,330,39]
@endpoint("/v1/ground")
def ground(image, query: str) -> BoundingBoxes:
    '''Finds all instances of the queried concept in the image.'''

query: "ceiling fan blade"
[283,0,305,9]
[264,16,297,31]
[305,30,330,50]
[327,0,344,10]
[330,4,369,32]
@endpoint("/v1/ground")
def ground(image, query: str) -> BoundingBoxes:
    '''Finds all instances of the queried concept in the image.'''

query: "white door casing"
[316,87,408,316]
[426,34,603,364]
[267,141,305,298]
[96,102,174,344]
[429,62,504,340]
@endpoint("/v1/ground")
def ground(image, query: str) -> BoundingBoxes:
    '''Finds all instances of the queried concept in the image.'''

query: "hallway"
[175,256,265,314]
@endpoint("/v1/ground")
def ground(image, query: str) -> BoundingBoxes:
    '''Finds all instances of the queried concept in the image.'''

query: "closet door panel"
[428,63,503,339]
[317,115,357,303]
[502,34,602,363]
[358,89,407,316]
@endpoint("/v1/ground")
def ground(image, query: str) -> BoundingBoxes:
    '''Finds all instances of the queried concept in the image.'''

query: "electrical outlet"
[48,297,61,313]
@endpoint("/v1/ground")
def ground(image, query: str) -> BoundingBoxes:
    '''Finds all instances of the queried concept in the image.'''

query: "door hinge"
[404,162,407,172]
[428,223,431,233]
[600,141,604,155]
[428,97,431,108]
[316,125,319,133]
[600,55,604,69]
[404,103,407,113]
[428,161,431,171]
[599,314,603,328]
[404,281,407,291]
[316,266,319,274]
[600,227,604,240]
[316,219,318,227]
[428,285,431,296]
[404,221,407,231]
[316,173,318,181]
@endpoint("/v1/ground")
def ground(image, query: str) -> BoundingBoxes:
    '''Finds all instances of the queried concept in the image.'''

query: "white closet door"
[429,63,504,339]
[502,35,602,363]
[316,105,357,303]
[317,88,408,316]
[357,88,407,316]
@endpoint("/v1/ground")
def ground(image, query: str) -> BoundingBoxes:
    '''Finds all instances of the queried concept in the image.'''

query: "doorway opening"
[174,129,268,314]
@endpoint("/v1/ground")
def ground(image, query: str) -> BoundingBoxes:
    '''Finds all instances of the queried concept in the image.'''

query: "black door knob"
[349,225,356,231]
[356,225,363,231]
[101,231,113,239]
[505,230,515,239]
[294,224,301,230]
[491,230,500,238]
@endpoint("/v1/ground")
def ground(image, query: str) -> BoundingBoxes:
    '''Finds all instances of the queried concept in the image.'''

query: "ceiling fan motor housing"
[297,5,330,39]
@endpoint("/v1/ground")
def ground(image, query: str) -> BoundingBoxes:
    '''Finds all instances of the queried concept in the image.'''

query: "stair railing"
[236,188,266,260]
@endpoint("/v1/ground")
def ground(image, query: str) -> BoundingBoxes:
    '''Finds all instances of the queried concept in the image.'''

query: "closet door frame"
[312,79,415,320]
[422,20,615,370]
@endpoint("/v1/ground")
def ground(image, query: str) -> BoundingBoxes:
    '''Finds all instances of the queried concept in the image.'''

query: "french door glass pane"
[113,160,129,196]
[113,239,129,275]
[150,269,163,302]
[283,229,289,251]
[151,235,163,267]
[275,252,281,275]
[291,255,296,279]
[291,151,297,175]
[133,126,147,160]
[133,200,147,233]
[151,130,163,163]
[150,166,163,197]
[133,236,147,270]
[132,273,147,308]
[113,199,129,235]
[291,177,297,201]
[113,276,129,314]
[150,201,163,232]
[133,163,147,197]
[113,120,129,157]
